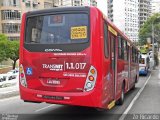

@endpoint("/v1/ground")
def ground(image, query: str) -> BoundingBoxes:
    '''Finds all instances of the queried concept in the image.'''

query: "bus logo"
[44,49,62,52]
[42,64,63,71]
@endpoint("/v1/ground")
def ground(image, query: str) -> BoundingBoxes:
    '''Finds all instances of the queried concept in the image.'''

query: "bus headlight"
[84,66,97,91]
[19,64,27,87]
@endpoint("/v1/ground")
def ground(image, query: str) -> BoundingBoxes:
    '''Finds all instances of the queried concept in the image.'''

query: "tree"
[0,34,8,41]
[139,13,160,45]
[0,34,8,63]
[7,40,19,69]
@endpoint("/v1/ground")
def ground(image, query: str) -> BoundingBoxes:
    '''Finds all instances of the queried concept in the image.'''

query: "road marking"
[119,74,151,120]
[35,104,55,112]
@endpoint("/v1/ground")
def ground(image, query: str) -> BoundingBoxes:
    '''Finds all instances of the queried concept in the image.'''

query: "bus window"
[104,22,109,57]
[118,36,124,59]
[25,14,89,44]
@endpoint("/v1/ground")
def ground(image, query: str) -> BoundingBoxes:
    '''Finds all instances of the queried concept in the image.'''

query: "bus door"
[110,33,117,100]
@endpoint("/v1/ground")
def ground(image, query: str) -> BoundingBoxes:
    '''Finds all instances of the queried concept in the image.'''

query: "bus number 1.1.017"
[65,63,86,70]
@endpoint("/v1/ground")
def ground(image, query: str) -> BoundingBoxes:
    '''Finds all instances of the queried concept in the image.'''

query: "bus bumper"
[19,86,102,108]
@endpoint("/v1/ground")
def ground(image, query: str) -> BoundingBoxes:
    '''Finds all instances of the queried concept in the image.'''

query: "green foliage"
[7,40,19,69]
[140,47,148,54]
[0,34,9,63]
[139,13,160,45]
[0,34,8,41]
[0,34,19,69]
[7,40,19,61]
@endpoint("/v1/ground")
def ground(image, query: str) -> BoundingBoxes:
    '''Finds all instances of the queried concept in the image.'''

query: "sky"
[97,1,108,16]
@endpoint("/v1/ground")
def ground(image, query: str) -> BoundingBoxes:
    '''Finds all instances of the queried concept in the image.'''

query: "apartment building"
[108,0,139,42]
[0,0,97,40]
[54,0,97,7]
[139,0,151,27]
[0,0,55,40]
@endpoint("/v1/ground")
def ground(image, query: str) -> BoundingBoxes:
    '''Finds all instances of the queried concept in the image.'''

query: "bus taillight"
[84,66,97,91]
[19,64,27,87]
[89,75,94,81]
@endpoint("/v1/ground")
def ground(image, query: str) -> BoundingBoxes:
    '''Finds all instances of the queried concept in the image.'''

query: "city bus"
[19,6,139,110]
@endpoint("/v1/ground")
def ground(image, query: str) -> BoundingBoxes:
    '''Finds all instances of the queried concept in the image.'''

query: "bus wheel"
[116,83,125,105]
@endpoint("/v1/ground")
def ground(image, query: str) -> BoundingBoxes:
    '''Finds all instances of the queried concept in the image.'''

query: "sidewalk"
[0,83,19,99]
[125,67,160,117]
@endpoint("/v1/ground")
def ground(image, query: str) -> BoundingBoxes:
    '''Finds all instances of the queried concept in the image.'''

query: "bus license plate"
[42,95,64,100]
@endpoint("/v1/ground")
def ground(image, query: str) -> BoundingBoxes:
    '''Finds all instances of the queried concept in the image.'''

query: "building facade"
[108,0,139,42]
[0,0,97,40]
[54,0,97,7]
[0,0,55,40]
[139,0,151,27]
[0,0,21,40]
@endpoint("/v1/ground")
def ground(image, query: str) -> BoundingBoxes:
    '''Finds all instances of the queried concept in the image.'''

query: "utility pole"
[152,22,155,69]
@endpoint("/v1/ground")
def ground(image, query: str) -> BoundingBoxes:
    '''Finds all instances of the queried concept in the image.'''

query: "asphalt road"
[0,71,155,120]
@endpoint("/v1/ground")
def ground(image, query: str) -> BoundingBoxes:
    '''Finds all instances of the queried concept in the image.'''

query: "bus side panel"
[130,48,138,89]
[130,62,137,86]
[90,8,103,108]
[101,20,112,108]
[124,61,129,92]
[116,59,125,99]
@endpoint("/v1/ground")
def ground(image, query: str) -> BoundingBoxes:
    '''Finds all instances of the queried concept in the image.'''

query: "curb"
[0,90,19,99]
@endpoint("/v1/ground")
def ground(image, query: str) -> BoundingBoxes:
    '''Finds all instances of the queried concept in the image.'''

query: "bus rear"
[19,7,103,108]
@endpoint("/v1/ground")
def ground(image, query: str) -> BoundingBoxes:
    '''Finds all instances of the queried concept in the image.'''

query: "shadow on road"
[17,87,141,120]
[18,106,120,120]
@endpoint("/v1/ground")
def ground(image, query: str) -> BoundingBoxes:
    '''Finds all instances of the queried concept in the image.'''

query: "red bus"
[19,6,139,110]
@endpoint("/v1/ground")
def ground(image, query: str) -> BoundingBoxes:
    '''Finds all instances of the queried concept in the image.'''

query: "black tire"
[116,83,125,105]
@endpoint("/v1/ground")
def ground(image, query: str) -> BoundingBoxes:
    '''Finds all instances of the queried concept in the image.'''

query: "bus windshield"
[25,14,89,44]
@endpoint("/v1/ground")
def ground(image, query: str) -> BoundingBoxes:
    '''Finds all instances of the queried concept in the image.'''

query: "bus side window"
[124,40,127,61]
[118,36,122,58]
[104,22,109,58]
[118,36,124,59]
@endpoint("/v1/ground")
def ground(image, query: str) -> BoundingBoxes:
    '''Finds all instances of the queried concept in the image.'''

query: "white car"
[0,74,7,86]
[0,71,19,87]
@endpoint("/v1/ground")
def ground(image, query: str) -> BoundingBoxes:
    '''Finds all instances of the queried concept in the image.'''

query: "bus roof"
[25,6,90,16]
